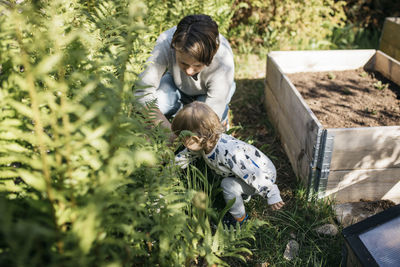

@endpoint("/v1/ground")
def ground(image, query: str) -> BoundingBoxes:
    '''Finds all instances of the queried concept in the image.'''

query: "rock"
[314,223,338,236]
[283,239,299,261]
[334,200,395,228]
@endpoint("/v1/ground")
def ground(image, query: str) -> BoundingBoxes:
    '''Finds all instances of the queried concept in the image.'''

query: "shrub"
[0,1,258,266]
[342,0,400,31]
[330,0,400,49]
[141,0,235,44]
[228,0,347,55]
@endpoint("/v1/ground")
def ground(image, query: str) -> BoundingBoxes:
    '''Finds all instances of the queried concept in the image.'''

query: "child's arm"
[175,148,201,169]
[251,173,285,210]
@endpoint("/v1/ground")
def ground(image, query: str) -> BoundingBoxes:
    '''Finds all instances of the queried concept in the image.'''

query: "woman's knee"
[156,74,181,115]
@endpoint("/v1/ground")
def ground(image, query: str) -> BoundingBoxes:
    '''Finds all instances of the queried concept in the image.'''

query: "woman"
[135,14,235,133]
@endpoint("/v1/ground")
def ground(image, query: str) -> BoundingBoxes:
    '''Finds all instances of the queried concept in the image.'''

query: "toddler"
[171,101,284,225]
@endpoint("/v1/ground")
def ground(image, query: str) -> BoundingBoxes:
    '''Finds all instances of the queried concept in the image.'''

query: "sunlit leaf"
[35,54,63,75]
[17,169,46,192]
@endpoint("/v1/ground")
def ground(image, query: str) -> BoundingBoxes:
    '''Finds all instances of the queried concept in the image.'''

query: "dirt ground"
[230,78,297,205]
[287,68,400,128]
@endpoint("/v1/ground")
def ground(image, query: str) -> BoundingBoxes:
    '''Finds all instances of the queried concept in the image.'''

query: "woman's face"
[175,50,205,77]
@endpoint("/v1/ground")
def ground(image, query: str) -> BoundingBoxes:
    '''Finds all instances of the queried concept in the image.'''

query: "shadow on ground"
[230,78,297,200]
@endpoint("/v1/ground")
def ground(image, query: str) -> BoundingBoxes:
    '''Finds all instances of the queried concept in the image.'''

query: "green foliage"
[246,187,343,266]
[327,72,336,80]
[342,0,400,31]
[0,1,257,266]
[227,0,399,53]
[142,0,235,40]
[181,165,266,266]
[330,24,381,49]
[316,0,400,50]
[228,0,347,55]
[2,0,384,265]
[373,81,389,90]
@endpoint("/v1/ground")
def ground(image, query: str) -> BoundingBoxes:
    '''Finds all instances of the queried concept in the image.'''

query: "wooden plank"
[264,83,312,182]
[374,50,400,86]
[266,54,323,184]
[266,55,284,97]
[266,60,322,160]
[322,168,400,204]
[266,61,322,160]
[268,50,376,73]
[264,83,309,180]
[380,40,400,63]
[280,76,322,159]
[329,127,400,171]
[379,17,400,62]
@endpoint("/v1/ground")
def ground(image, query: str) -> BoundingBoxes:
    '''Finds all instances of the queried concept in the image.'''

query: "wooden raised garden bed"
[380,17,400,62]
[264,50,400,204]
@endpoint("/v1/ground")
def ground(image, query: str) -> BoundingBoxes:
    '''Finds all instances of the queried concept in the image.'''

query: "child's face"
[183,136,204,152]
[176,51,205,77]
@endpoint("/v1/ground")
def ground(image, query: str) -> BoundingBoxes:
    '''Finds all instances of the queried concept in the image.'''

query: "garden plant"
[0,0,398,266]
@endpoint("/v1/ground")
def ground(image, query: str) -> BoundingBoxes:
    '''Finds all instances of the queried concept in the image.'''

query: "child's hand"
[270,201,285,211]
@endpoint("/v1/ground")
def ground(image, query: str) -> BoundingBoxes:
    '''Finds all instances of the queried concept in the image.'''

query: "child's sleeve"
[175,148,201,169]
[258,178,282,205]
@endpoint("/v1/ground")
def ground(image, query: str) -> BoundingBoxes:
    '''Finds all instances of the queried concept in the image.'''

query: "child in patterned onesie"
[171,101,285,225]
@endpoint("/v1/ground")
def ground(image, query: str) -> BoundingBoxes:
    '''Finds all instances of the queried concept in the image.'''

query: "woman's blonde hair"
[171,101,224,149]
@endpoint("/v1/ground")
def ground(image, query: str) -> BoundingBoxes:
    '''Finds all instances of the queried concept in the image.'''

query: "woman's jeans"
[156,72,236,123]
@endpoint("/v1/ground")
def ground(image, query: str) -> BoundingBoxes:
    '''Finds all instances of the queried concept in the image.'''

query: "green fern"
[0,1,259,266]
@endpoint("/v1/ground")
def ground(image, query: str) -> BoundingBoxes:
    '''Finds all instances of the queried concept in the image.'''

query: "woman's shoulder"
[208,35,234,71]
[156,26,176,44]
[218,34,233,55]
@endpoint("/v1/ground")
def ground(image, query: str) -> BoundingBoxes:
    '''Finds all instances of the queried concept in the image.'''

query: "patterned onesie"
[175,133,282,218]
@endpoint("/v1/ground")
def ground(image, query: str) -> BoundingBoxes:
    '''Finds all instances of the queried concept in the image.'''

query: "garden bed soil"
[286,68,400,128]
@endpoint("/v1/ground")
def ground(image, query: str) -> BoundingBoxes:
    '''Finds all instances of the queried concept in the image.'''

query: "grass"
[176,53,344,266]
[220,54,344,266]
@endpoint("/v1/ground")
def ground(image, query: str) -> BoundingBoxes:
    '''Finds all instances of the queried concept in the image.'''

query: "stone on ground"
[314,223,338,236]
[255,262,269,267]
[334,200,395,228]
[283,239,299,261]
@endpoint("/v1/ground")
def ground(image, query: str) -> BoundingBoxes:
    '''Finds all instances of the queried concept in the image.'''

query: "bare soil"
[286,68,400,128]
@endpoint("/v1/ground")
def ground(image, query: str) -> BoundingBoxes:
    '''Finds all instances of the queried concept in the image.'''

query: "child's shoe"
[238,213,249,226]
[222,213,237,228]
[222,213,249,228]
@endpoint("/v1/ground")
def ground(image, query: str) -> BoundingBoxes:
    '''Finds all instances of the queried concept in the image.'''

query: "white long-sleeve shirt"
[176,134,282,205]
[135,26,235,119]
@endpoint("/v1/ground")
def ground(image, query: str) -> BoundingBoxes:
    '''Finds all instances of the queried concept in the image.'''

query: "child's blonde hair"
[171,101,224,149]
